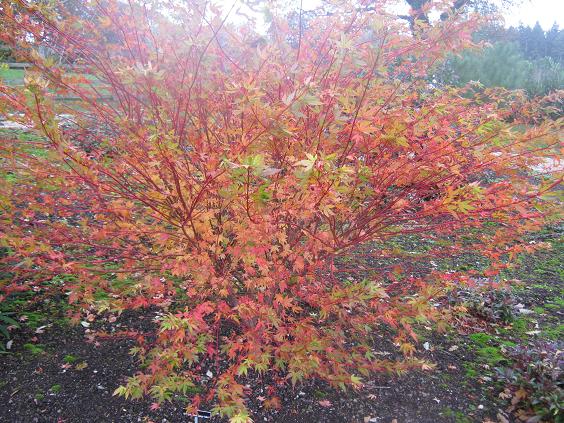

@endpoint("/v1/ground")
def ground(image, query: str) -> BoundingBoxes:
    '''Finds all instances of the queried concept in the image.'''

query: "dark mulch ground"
[0,316,497,423]
[0,228,561,423]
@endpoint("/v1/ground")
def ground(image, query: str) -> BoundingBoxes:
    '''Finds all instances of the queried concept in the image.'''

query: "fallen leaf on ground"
[421,362,436,370]
[318,400,332,407]
[497,413,509,423]
[75,361,88,370]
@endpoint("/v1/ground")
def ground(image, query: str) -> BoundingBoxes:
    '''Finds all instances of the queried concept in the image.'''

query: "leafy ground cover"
[0,226,561,423]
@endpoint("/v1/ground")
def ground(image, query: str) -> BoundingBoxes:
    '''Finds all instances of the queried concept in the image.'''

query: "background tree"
[545,23,564,63]
[437,21,564,96]
[0,41,14,62]
[438,41,564,95]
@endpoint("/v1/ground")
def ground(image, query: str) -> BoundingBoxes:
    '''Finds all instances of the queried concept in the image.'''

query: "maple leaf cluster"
[0,0,561,421]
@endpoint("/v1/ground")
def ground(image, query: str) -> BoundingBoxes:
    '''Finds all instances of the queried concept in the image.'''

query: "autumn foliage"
[0,0,562,421]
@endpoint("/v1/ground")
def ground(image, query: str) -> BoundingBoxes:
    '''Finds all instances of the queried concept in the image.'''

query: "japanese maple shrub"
[0,0,561,421]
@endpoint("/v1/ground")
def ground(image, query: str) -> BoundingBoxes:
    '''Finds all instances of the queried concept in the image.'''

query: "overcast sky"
[504,0,563,29]
[294,0,564,30]
[225,0,563,33]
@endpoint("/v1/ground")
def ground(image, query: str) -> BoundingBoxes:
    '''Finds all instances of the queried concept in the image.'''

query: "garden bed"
[1,228,561,423]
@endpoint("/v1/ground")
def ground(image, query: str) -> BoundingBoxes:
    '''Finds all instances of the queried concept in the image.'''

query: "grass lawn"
[0,67,106,93]
[0,67,25,85]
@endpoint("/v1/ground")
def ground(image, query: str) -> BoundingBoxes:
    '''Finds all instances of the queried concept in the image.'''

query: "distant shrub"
[454,286,516,323]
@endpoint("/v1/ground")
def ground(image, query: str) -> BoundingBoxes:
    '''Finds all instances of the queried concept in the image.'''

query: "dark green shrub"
[0,311,19,353]
[496,341,563,422]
